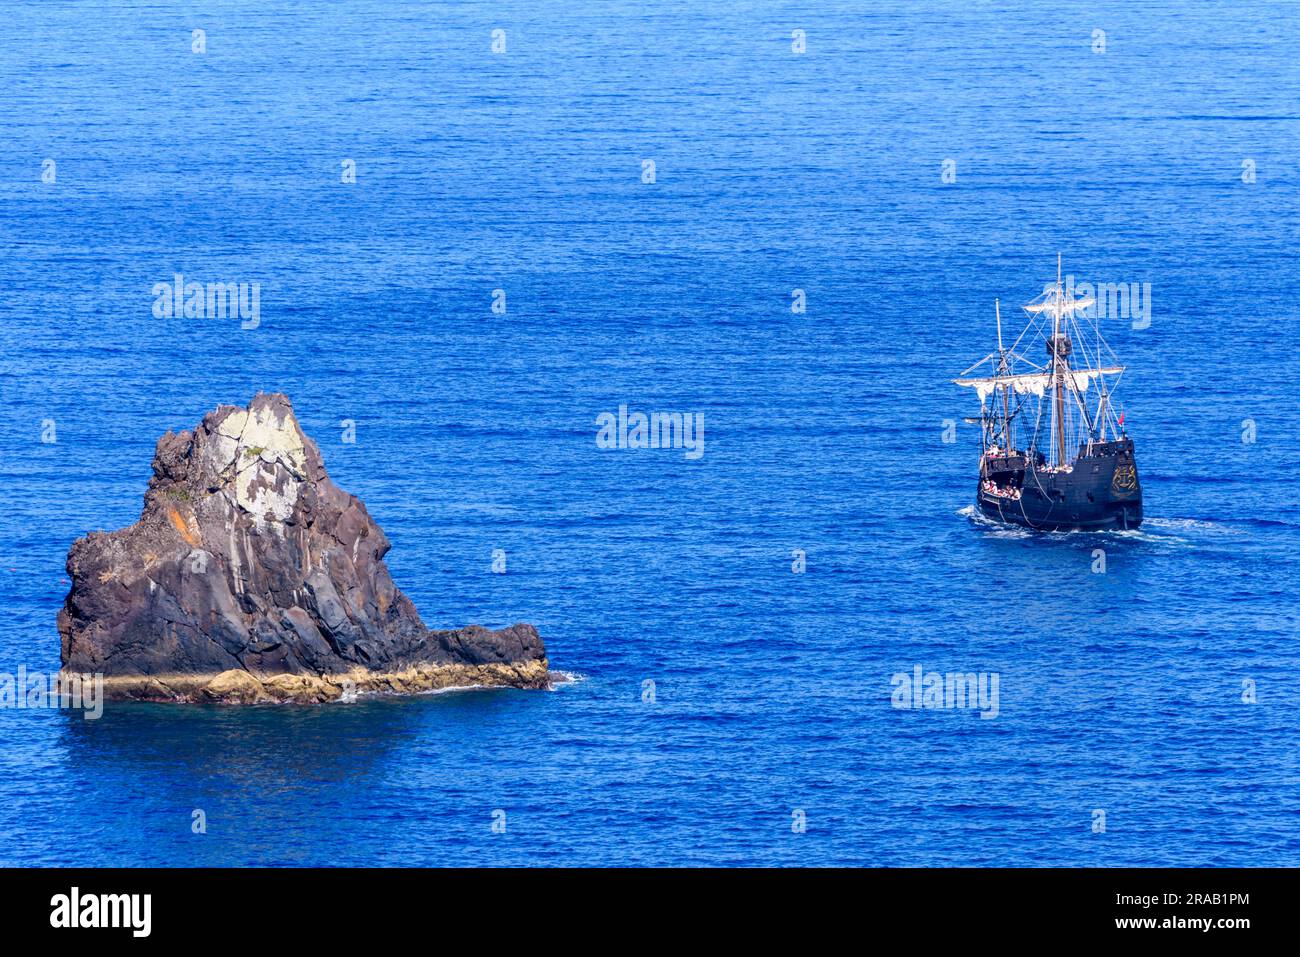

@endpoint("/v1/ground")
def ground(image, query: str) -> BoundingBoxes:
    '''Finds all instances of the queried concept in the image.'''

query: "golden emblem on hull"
[1112,464,1138,495]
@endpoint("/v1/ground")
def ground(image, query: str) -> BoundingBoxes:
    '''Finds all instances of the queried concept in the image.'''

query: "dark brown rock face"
[57,393,548,702]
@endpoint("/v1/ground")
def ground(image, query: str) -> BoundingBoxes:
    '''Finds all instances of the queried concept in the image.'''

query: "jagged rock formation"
[57,393,549,703]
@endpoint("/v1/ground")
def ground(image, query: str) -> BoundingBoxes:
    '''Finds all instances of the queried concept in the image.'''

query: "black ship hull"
[974,438,1142,532]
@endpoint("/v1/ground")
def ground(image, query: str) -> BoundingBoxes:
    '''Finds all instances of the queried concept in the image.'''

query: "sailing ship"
[953,258,1142,531]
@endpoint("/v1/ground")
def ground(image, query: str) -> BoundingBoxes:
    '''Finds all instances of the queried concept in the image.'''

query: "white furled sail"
[952,366,1122,401]
[1070,366,1122,392]
[1023,291,1095,318]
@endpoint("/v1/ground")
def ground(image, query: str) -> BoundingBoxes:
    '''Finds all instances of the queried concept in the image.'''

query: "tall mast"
[995,299,1011,450]
[1095,298,1109,443]
[1052,254,1067,466]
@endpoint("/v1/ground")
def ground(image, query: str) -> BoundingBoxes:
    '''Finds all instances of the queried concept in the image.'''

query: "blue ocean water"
[1,0,1297,866]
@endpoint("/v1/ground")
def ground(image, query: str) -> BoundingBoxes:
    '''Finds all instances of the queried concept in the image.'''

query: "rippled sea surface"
[0,1,1297,866]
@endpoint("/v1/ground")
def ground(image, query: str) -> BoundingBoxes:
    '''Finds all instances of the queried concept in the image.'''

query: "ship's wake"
[957,504,1034,539]
[957,507,1233,547]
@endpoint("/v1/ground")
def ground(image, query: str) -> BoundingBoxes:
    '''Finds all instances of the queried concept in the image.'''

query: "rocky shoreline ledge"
[96,654,551,705]
[57,393,550,704]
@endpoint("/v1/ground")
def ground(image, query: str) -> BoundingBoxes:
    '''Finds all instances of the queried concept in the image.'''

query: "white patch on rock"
[203,432,239,477]
[229,402,308,528]
[217,410,248,440]
[201,409,250,479]
[228,525,244,595]
[239,403,306,477]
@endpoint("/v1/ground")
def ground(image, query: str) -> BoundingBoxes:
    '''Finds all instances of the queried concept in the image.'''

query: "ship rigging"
[953,257,1143,531]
